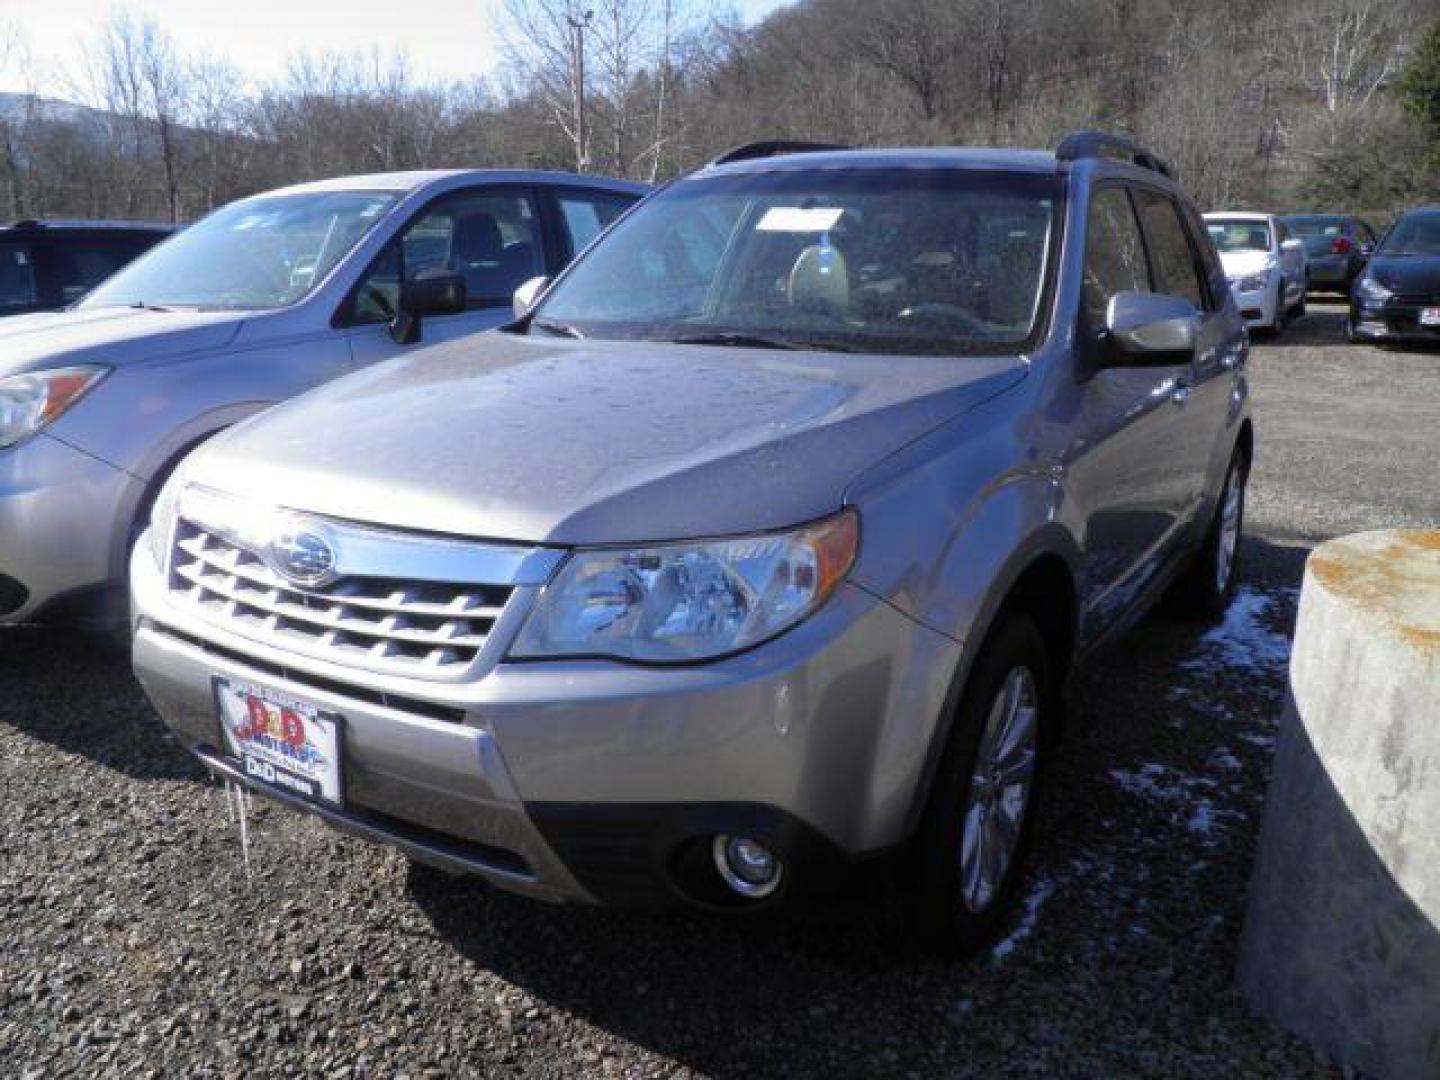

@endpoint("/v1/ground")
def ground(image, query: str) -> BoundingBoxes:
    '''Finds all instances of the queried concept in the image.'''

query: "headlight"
[0,365,109,449]
[511,510,860,663]
[146,470,189,570]
[1354,275,1391,302]
[1232,273,1268,293]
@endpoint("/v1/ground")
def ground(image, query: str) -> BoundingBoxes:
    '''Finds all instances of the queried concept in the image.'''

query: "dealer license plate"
[214,678,343,805]
[1421,307,1440,326]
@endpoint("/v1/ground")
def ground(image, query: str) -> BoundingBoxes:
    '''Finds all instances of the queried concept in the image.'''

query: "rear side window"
[0,241,37,312]
[557,191,634,255]
[38,235,140,305]
[1134,191,1205,309]
[1083,187,1150,327]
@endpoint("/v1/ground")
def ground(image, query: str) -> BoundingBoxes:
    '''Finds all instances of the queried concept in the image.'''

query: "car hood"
[186,333,1027,545]
[0,306,243,378]
[1366,255,1440,295]
[1217,250,1274,278]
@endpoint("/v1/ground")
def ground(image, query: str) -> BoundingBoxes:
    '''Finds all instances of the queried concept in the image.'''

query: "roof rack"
[1055,130,1175,179]
[707,140,851,168]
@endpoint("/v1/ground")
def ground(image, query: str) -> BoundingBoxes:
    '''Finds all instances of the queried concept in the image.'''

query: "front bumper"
[131,534,959,906]
[1349,298,1440,343]
[1228,279,1277,328]
[0,433,143,622]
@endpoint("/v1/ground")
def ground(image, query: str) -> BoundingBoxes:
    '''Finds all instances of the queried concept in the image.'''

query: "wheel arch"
[901,530,1082,839]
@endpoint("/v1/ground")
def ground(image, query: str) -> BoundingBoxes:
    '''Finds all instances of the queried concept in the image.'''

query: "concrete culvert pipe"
[1240,530,1440,1080]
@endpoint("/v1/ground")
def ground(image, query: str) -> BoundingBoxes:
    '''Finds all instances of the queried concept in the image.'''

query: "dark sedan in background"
[0,219,172,317]
[1282,213,1377,294]
[1349,205,1440,344]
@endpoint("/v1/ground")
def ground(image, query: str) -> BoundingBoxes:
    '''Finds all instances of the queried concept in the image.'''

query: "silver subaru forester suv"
[131,133,1251,954]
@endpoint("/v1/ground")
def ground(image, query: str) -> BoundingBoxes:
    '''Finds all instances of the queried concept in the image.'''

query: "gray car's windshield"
[1206,218,1272,253]
[81,191,398,311]
[1376,212,1440,257]
[532,169,1059,356]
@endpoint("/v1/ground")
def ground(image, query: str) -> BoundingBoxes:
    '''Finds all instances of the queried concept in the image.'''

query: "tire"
[897,613,1054,958]
[1171,446,1247,618]
[1293,289,1307,320]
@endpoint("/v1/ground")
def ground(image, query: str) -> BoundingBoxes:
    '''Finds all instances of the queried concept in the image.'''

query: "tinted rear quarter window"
[1083,187,1150,326]
[1134,190,1205,309]
[0,241,38,312]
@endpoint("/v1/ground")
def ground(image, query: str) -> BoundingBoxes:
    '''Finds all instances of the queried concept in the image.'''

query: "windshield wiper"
[531,318,584,338]
[128,300,175,312]
[665,331,807,350]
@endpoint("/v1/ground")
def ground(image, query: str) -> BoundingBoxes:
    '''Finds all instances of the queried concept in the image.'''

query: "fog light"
[712,834,783,899]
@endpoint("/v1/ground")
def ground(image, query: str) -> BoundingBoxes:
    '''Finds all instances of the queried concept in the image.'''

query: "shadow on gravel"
[0,625,201,783]
[410,534,1325,1077]
[1264,306,1349,348]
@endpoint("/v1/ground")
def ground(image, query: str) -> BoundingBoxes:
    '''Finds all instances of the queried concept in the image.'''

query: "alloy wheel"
[1215,467,1244,594]
[959,665,1039,913]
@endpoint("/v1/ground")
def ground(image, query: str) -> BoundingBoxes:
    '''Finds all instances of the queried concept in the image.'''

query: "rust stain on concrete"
[1309,530,1440,657]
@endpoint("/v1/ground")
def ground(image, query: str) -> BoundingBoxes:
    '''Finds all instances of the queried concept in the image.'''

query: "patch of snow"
[991,875,1056,962]
[1209,749,1243,771]
[1181,586,1293,680]
[1238,731,1275,750]
[1109,762,1240,843]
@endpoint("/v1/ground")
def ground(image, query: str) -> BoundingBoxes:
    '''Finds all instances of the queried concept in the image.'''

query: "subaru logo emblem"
[267,522,337,588]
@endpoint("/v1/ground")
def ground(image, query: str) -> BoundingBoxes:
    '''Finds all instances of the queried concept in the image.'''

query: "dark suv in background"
[0,219,173,317]
[1281,213,1377,294]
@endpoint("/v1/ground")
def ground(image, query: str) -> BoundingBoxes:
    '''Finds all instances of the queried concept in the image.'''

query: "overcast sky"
[0,0,791,97]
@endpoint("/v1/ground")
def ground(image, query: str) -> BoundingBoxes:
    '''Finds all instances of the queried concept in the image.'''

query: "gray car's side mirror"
[390,269,466,345]
[1104,291,1198,364]
[513,276,551,320]
[1281,238,1304,254]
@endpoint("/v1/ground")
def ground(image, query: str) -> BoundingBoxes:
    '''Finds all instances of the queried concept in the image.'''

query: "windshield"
[0,241,37,313]
[531,169,1059,356]
[1377,212,1440,257]
[81,191,399,311]
[1205,218,1271,254]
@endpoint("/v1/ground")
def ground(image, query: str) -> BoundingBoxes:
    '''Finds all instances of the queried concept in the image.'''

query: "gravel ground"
[1,302,1436,1078]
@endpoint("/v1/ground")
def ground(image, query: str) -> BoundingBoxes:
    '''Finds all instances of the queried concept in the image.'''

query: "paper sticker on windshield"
[757,207,844,233]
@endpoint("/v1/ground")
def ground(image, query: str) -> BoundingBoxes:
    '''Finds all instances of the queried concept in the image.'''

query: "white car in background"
[1203,212,1308,334]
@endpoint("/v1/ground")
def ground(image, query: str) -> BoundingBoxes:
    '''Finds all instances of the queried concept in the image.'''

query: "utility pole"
[568,8,594,172]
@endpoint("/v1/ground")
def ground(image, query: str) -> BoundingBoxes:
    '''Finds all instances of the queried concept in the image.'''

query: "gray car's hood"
[189,333,1026,545]
[0,306,243,377]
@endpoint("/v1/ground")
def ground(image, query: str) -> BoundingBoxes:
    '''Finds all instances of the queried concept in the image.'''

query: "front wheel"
[1171,447,1247,617]
[897,614,1054,957]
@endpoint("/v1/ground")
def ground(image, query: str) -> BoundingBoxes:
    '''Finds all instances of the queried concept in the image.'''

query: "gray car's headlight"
[146,470,189,570]
[1232,273,1268,293]
[1354,275,1391,302]
[511,510,859,663]
[0,365,109,449]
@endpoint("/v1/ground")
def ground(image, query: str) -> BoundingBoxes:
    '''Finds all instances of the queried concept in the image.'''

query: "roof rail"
[1055,130,1175,179]
[707,140,851,168]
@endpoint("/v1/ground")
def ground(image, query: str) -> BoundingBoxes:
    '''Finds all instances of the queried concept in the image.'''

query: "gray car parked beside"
[132,133,1251,954]
[0,169,645,623]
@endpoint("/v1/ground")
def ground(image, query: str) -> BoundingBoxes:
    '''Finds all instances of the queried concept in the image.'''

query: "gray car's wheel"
[898,613,1053,957]
[1171,446,1247,618]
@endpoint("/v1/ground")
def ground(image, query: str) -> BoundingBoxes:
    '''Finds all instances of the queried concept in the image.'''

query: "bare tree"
[502,0,596,171]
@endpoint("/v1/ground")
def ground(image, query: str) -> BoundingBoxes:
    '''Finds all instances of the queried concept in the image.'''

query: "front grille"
[168,519,514,675]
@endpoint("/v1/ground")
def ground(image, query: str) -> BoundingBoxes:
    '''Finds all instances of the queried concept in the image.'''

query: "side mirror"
[1104,291,1197,364]
[390,269,466,344]
[1281,238,1304,253]
[513,275,551,320]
